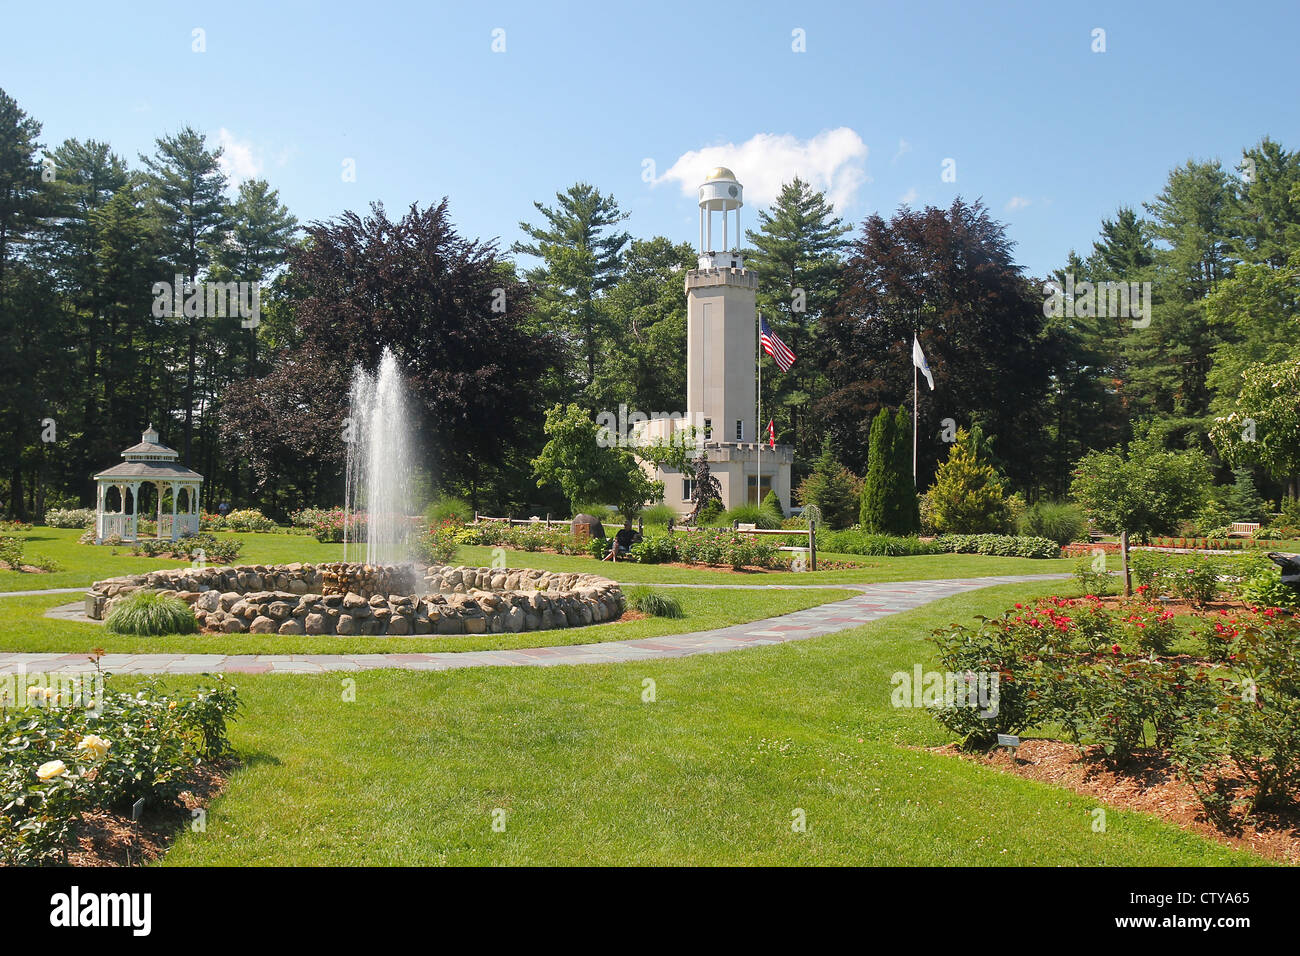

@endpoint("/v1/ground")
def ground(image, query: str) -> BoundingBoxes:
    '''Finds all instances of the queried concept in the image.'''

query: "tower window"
[703,418,712,440]
[735,420,744,441]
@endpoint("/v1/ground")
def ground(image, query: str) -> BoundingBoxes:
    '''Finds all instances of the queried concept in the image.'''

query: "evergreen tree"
[140,127,232,465]
[891,405,920,533]
[859,407,894,532]
[799,436,858,530]
[513,183,630,406]
[745,178,849,470]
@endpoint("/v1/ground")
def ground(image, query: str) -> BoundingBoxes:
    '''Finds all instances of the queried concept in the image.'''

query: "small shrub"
[629,533,678,564]
[105,592,199,635]
[627,587,685,618]
[720,504,781,530]
[1018,501,1087,546]
[0,535,25,570]
[1072,556,1116,596]
[425,497,472,525]
[415,522,460,564]
[221,508,277,533]
[43,507,95,529]
[936,533,1060,559]
[640,503,678,527]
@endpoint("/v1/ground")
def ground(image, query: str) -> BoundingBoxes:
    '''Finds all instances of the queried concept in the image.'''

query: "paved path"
[0,574,1066,675]
[0,587,86,597]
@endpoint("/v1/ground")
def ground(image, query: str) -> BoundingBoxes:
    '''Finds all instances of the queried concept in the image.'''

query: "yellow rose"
[26,686,42,702]
[76,734,111,760]
[36,760,67,781]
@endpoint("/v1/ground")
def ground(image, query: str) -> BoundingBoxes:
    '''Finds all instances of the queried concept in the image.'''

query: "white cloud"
[899,187,919,205]
[1005,195,1031,211]
[656,128,869,214]
[893,138,911,163]
[216,128,262,184]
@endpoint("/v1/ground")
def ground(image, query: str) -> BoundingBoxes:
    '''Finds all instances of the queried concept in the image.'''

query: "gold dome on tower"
[704,166,736,182]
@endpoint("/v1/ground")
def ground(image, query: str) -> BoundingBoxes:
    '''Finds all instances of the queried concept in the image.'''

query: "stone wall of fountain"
[84,562,626,635]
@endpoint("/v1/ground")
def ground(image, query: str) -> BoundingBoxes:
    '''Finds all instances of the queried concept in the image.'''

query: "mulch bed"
[934,740,1300,864]
[65,761,232,867]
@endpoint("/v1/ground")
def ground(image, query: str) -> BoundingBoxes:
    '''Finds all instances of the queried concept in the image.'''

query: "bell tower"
[686,167,758,446]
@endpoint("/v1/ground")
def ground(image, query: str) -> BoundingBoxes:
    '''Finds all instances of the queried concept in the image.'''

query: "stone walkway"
[0,574,1066,675]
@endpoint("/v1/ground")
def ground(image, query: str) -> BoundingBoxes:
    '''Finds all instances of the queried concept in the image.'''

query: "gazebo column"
[157,482,166,539]
[170,482,180,540]
[127,481,140,541]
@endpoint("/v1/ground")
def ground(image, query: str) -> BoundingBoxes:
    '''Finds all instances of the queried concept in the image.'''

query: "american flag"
[760,317,796,372]
[767,419,776,449]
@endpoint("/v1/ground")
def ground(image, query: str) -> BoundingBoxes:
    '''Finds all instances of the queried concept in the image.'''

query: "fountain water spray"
[343,347,415,565]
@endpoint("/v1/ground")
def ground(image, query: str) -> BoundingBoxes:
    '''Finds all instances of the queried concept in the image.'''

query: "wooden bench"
[1229,522,1261,538]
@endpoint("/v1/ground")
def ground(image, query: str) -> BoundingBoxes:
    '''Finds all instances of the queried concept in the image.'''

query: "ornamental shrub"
[43,507,95,529]
[1018,501,1086,546]
[926,430,1011,534]
[105,592,199,636]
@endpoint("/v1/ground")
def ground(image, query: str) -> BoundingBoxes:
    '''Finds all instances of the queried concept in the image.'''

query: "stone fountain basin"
[85,562,626,636]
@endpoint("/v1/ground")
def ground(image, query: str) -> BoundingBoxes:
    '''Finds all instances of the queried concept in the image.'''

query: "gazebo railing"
[159,513,199,539]
[98,513,134,542]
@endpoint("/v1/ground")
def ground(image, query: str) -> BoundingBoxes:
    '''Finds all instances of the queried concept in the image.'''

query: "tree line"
[2,82,1296,521]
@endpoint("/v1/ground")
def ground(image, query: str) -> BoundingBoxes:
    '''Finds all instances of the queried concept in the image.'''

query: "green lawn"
[150,579,1262,866]
[0,587,855,655]
[3,527,1077,591]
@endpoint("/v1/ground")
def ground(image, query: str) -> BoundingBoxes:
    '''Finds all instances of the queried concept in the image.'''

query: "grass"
[2,528,1079,591]
[148,579,1264,866]
[0,588,855,655]
[1,527,346,591]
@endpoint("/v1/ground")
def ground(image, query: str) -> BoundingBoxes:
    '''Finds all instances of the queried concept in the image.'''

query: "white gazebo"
[93,425,204,543]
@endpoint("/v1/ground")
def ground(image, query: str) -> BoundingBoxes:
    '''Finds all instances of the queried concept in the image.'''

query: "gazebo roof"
[94,461,203,481]
[96,425,203,481]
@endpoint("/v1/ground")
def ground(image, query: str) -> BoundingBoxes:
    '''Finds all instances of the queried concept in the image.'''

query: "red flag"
[767,419,776,449]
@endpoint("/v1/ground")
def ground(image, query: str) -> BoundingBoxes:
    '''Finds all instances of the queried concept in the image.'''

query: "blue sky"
[3,0,1297,277]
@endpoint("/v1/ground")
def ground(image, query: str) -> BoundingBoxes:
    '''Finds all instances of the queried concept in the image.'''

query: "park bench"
[1229,522,1261,537]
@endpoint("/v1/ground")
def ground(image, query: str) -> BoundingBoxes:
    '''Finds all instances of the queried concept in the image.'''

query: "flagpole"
[757,312,761,506]
[913,341,918,486]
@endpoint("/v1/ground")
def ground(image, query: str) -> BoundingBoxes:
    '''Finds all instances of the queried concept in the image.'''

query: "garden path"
[2,574,1068,675]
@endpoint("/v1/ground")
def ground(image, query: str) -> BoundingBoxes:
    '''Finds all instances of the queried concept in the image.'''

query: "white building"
[638,168,793,515]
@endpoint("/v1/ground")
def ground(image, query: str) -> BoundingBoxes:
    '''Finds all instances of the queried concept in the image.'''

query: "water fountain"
[343,347,415,565]
[84,346,627,635]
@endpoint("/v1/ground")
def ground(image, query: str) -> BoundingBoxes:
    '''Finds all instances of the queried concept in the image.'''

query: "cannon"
[1266,552,1300,590]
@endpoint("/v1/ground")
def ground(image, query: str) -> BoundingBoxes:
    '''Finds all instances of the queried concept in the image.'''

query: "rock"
[386,616,410,635]
[343,592,368,610]
[304,613,326,635]
[267,602,293,620]
[336,614,356,635]
[278,618,304,635]
[222,616,248,633]
[249,615,277,634]
[195,591,221,612]
[505,606,525,632]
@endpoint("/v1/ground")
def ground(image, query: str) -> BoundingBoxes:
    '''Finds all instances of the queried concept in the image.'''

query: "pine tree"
[513,183,630,405]
[140,127,231,465]
[745,177,849,471]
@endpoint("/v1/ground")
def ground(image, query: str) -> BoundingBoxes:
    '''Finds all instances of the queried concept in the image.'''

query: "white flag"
[912,335,934,390]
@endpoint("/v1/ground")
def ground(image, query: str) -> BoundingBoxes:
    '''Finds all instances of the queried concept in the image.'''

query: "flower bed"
[927,594,1299,825]
[1,674,238,865]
